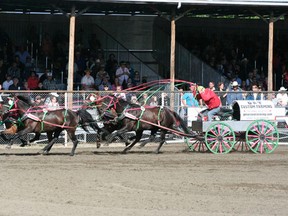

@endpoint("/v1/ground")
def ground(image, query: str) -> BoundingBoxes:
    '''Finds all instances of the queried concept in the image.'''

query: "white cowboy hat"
[50,92,59,97]
[279,87,287,91]
[232,81,239,86]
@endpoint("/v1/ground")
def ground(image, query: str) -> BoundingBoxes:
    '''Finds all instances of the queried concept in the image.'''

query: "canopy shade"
[1,0,288,17]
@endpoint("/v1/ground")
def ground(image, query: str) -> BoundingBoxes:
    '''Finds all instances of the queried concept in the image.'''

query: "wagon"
[185,100,280,154]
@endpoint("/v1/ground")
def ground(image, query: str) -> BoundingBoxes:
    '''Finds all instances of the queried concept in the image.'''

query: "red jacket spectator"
[27,72,39,90]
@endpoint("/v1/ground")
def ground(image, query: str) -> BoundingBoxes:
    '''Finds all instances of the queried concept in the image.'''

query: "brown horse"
[4,95,97,156]
[96,95,194,153]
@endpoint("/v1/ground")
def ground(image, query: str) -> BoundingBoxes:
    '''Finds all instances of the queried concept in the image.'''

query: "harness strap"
[157,106,163,125]
[61,109,68,128]
[136,106,145,130]
[41,111,48,131]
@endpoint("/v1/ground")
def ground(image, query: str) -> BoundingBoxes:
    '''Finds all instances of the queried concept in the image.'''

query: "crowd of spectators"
[0,31,142,91]
[179,31,288,91]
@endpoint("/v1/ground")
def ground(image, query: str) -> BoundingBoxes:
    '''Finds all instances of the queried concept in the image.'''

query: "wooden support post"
[170,13,176,110]
[67,8,76,109]
[268,18,274,92]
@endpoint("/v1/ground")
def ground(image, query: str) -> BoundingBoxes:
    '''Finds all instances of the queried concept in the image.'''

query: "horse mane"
[16,95,33,106]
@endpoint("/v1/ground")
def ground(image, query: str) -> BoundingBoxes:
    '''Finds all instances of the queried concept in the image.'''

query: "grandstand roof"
[1,0,288,18]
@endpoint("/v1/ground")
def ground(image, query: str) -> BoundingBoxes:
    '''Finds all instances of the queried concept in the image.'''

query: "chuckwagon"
[185,100,280,154]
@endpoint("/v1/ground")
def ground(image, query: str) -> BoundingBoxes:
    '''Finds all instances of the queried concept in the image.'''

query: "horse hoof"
[96,143,101,149]
[69,153,75,156]
[5,145,11,150]
[19,143,28,147]
[121,150,127,154]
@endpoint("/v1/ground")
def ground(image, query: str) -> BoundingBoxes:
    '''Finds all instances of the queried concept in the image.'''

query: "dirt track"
[0,143,288,216]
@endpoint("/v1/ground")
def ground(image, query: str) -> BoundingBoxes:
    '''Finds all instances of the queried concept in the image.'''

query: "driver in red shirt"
[191,84,221,121]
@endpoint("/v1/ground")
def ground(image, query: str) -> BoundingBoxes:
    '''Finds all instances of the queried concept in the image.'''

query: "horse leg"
[155,130,167,154]
[66,129,79,156]
[0,132,9,141]
[6,127,33,149]
[28,132,41,143]
[123,131,143,153]
[139,129,158,148]
[39,131,56,154]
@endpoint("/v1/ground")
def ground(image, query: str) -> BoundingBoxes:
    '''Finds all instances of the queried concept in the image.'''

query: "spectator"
[226,81,243,106]
[35,82,46,90]
[43,72,57,90]
[27,71,39,90]
[47,95,60,110]
[9,77,22,90]
[276,87,288,107]
[98,77,112,91]
[126,61,135,84]
[208,81,215,91]
[218,82,227,106]
[32,95,44,106]
[7,62,21,79]
[95,65,110,87]
[115,61,130,89]
[182,84,199,107]
[105,53,118,82]
[114,85,126,101]
[15,45,31,65]
[130,94,140,105]
[246,84,261,100]
[2,75,13,90]
[158,92,170,107]
[81,69,95,90]
[44,92,59,106]
[149,96,158,106]
[139,93,149,105]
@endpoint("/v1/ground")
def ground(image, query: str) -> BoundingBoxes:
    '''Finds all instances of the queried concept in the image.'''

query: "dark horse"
[4,95,97,156]
[96,95,193,153]
[0,103,41,146]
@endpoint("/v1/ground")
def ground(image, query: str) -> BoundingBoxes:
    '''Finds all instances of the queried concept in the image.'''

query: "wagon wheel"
[245,120,279,154]
[205,122,235,154]
[233,132,250,152]
[185,133,208,152]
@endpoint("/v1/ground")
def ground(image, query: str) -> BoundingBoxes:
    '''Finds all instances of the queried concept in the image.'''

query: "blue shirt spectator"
[226,81,243,105]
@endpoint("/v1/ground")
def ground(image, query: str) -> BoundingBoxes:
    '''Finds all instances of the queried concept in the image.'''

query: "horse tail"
[169,108,194,138]
[76,109,98,133]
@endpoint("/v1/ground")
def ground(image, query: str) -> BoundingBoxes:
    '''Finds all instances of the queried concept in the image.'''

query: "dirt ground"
[0,142,288,216]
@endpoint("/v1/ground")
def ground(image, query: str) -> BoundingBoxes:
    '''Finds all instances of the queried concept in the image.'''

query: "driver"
[191,84,221,121]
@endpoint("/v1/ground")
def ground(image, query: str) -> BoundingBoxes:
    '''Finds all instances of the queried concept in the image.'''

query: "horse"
[96,95,194,153]
[4,95,97,156]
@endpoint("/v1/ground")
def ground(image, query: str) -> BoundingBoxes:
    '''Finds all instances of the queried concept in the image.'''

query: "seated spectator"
[47,96,60,110]
[7,62,21,79]
[81,69,95,90]
[115,61,130,88]
[43,72,58,90]
[35,82,46,90]
[218,82,227,106]
[98,77,112,91]
[2,75,13,90]
[246,84,261,100]
[149,96,158,106]
[9,77,22,90]
[139,93,149,105]
[130,94,140,105]
[276,87,288,107]
[32,95,44,106]
[226,81,243,106]
[114,85,126,101]
[27,71,39,90]
[95,65,110,87]
[44,92,59,106]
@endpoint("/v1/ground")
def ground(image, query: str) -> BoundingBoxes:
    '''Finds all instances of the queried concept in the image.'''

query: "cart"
[185,100,280,154]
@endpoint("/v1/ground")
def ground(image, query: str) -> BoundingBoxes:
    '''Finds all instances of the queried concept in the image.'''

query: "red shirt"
[27,76,39,90]
[197,88,221,109]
